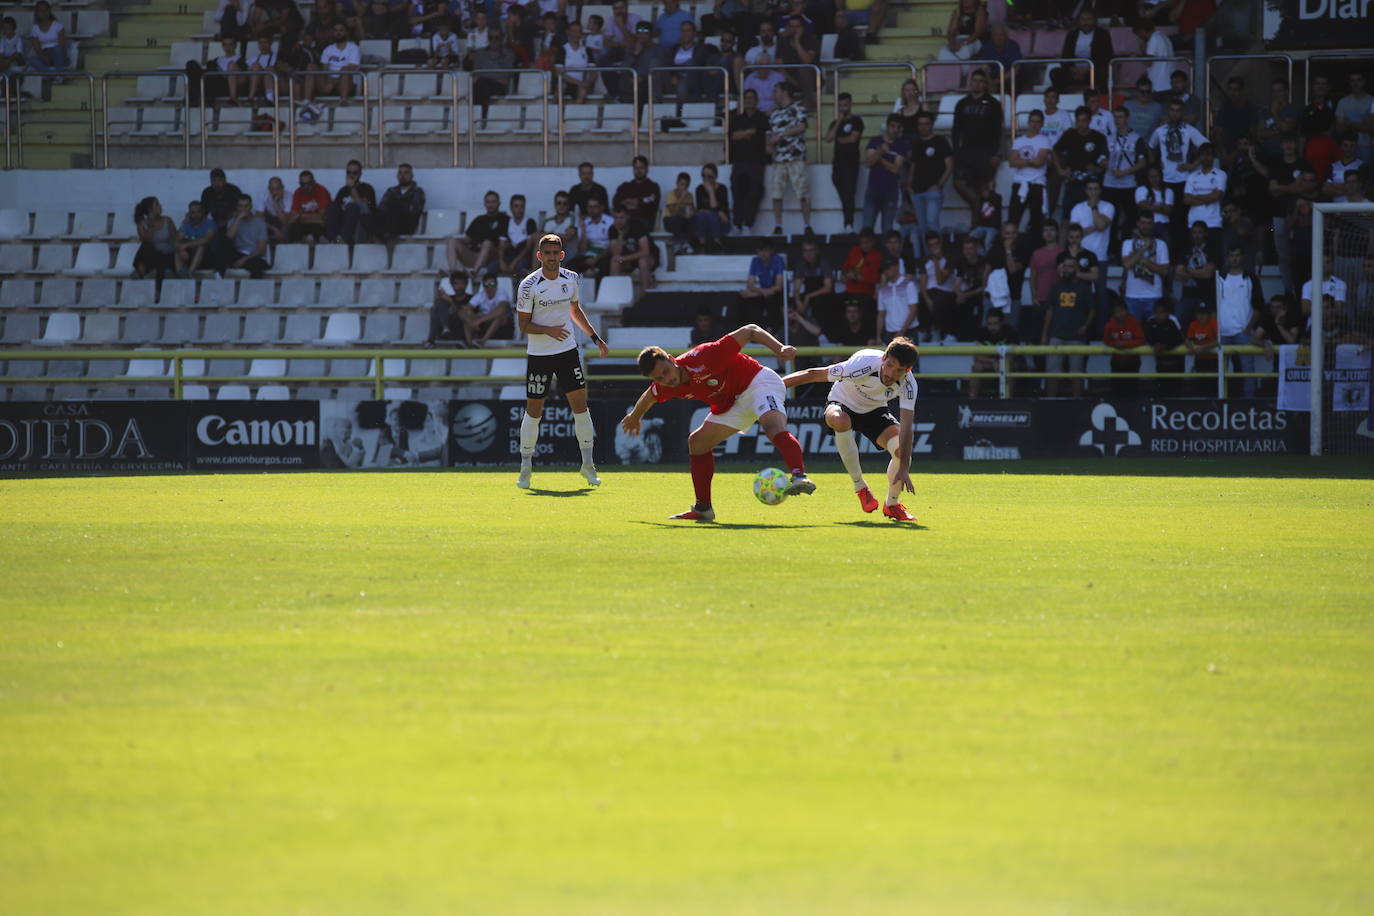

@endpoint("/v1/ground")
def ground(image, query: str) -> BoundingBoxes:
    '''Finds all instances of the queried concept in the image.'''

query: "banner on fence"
[189,401,322,469]
[1276,344,1371,412]
[1263,0,1374,49]
[0,401,190,472]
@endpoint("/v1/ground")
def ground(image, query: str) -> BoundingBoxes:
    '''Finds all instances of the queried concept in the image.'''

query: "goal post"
[1309,202,1374,457]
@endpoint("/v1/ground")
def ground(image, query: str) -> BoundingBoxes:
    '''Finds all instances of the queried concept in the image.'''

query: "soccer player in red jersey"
[620,324,816,521]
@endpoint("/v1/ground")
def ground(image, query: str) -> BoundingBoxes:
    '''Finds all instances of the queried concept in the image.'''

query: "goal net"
[1307,204,1374,457]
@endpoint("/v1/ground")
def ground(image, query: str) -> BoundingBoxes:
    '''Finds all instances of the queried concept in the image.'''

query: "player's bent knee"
[825,409,851,431]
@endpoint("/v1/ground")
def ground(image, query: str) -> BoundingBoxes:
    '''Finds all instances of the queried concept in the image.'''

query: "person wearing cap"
[200,167,242,271]
[463,274,513,347]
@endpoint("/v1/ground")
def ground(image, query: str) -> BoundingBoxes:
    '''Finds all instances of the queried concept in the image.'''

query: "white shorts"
[703,368,787,431]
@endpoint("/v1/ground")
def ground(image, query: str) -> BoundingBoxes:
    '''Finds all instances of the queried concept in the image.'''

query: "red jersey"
[650,334,763,413]
[291,184,332,215]
[1186,316,1218,358]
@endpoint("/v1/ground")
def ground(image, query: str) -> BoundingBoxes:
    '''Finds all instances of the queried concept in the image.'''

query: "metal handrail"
[2,72,11,169]
[553,64,639,166]
[738,63,819,161]
[1008,58,1093,139]
[99,70,191,169]
[1107,55,1190,105]
[376,67,464,168]
[198,70,281,169]
[12,70,98,169]
[922,59,1007,137]
[1303,50,1374,104]
[466,67,550,167]
[828,61,922,155]
[647,64,732,164]
[1203,54,1293,136]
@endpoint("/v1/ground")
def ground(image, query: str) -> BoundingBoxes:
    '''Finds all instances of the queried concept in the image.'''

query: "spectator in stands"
[694,163,731,252]
[605,22,658,102]
[378,163,426,240]
[471,27,515,110]
[663,171,695,253]
[1124,77,1164,144]
[842,227,882,312]
[1256,78,1300,161]
[778,14,818,75]
[792,238,835,323]
[571,196,613,274]
[199,168,243,266]
[568,162,609,218]
[132,197,178,287]
[843,0,887,41]
[1220,200,1259,276]
[325,159,378,244]
[1148,98,1206,253]
[1324,133,1365,197]
[775,0,813,35]
[302,23,360,106]
[951,70,1004,215]
[365,0,407,39]
[1056,7,1111,92]
[225,195,271,279]
[408,0,447,39]
[557,21,595,102]
[216,0,254,41]
[1027,218,1062,336]
[917,231,956,340]
[691,306,723,346]
[986,221,1028,318]
[613,155,662,227]
[186,37,245,107]
[244,36,280,101]
[1009,110,1052,240]
[463,274,513,346]
[905,113,953,258]
[1103,106,1147,254]
[604,0,641,51]
[831,10,863,62]
[1173,220,1218,327]
[969,179,1003,253]
[1184,301,1218,394]
[1121,212,1168,325]
[1055,106,1108,218]
[1145,298,1184,395]
[1182,142,1226,252]
[608,206,657,289]
[425,269,471,346]
[1041,256,1095,398]
[654,0,693,49]
[274,28,316,93]
[176,201,218,275]
[711,28,741,95]
[498,194,538,276]
[936,0,984,64]
[427,17,462,68]
[742,52,786,113]
[862,114,907,236]
[737,237,786,329]
[1253,132,1311,298]
[447,190,508,275]
[728,88,769,233]
[1156,69,1200,126]
[951,236,987,339]
[742,20,779,77]
[818,92,862,233]
[259,175,290,241]
[1056,220,1100,325]
[288,169,331,242]
[1336,72,1373,163]
[882,230,916,280]
[891,77,922,142]
[542,191,578,249]
[1102,296,1147,394]
[766,82,813,236]
[832,300,874,347]
[1068,177,1112,285]
[1212,77,1256,162]
[1132,20,1173,94]
[1,17,26,86]
[875,258,919,344]
[1215,243,1264,397]
[1135,163,1173,247]
[665,21,712,101]
[983,25,1021,90]
[1224,133,1267,225]
[969,308,1019,397]
[25,1,67,83]
[1302,74,1336,140]
[309,0,346,40]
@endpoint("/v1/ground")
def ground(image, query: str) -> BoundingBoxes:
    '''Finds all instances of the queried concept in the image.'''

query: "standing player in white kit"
[515,233,611,489]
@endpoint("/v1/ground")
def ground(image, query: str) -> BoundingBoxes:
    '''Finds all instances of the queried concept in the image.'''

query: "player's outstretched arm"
[781,366,829,388]
[619,387,657,437]
[728,324,797,363]
[892,406,916,494]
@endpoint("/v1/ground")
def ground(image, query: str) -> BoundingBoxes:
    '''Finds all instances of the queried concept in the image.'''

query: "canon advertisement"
[189,402,322,469]
[0,401,189,472]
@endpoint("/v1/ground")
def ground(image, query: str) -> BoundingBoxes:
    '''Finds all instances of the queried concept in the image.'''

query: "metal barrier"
[2,73,12,169]
[11,71,98,169]
[198,71,281,169]
[647,64,732,164]
[466,67,550,167]
[1008,58,1093,139]
[1107,55,1190,104]
[376,67,463,168]
[1303,50,1374,104]
[100,71,191,169]
[829,60,922,108]
[922,59,1007,130]
[552,65,639,166]
[0,344,1275,401]
[1203,54,1293,136]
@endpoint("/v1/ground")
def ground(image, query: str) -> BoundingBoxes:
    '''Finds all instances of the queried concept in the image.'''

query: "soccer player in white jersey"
[515,233,610,489]
[782,337,919,522]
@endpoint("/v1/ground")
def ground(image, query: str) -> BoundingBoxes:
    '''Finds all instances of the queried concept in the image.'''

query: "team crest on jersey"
[706,379,718,386]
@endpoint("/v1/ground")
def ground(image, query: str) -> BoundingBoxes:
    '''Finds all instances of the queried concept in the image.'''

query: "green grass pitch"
[2,460,1373,914]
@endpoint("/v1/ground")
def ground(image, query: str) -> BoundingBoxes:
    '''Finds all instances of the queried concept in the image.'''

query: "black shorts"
[526,348,586,398]
[954,155,996,187]
[829,401,898,447]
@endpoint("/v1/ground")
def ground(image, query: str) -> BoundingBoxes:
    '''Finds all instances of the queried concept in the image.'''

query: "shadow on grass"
[834,519,931,531]
[525,487,595,497]
[632,520,824,530]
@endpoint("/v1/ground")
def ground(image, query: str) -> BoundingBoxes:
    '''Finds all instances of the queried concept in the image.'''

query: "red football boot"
[856,486,880,513]
[882,502,918,523]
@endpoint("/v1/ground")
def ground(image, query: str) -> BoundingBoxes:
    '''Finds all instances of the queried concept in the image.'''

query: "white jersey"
[826,349,918,414]
[516,266,580,356]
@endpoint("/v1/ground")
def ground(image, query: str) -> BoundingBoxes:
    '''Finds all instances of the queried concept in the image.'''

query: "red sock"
[690,452,714,507]
[770,431,805,475]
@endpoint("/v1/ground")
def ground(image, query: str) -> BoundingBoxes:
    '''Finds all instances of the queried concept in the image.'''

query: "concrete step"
[114,16,209,42]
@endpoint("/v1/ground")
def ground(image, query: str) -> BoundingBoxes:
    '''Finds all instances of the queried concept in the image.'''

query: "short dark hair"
[637,346,671,376]
[1075,105,1091,118]
[838,91,852,102]
[924,230,941,242]
[884,337,918,367]
[577,160,594,171]
[1028,108,1044,120]
[886,113,902,127]
[347,158,362,169]
[632,155,648,167]
[511,193,525,205]
[1171,69,1187,81]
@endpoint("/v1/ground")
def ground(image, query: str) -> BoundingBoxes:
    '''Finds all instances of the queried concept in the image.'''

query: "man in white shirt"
[1069,177,1114,264]
[572,196,613,274]
[1183,142,1226,250]
[1103,105,1147,262]
[1085,93,1115,141]
[1214,244,1263,396]
[1010,109,1052,238]
[1148,99,1207,251]
[1323,134,1365,197]
[304,23,360,104]
[875,259,919,343]
[1120,213,1169,324]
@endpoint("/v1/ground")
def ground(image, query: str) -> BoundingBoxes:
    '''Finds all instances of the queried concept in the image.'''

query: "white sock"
[519,413,539,461]
[834,428,866,491]
[573,410,595,467]
[885,438,903,505]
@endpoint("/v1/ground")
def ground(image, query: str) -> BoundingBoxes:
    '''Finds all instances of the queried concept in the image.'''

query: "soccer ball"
[753,467,790,506]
